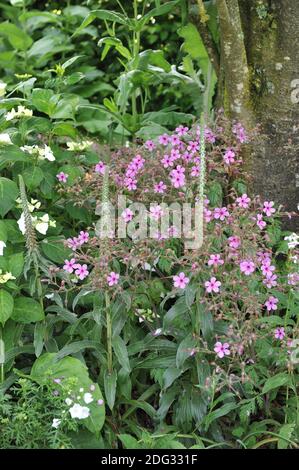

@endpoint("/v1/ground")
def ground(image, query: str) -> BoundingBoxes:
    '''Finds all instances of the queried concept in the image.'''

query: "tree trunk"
[192,0,299,230]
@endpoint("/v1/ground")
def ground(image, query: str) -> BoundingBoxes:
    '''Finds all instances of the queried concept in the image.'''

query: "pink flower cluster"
[67,231,89,251]
[63,259,89,280]
[124,154,145,191]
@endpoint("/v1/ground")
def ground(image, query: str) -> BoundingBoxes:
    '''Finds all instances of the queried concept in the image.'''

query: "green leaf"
[0,146,29,165]
[52,122,77,139]
[0,22,32,50]
[138,1,180,29]
[262,373,291,394]
[0,177,19,217]
[176,333,197,369]
[7,252,24,277]
[112,336,131,373]
[0,221,7,243]
[278,423,295,449]
[41,237,72,263]
[11,297,44,323]
[22,166,44,190]
[31,88,60,116]
[204,402,236,429]
[104,368,117,410]
[74,10,132,36]
[118,434,140,449]
[0,290,14,326]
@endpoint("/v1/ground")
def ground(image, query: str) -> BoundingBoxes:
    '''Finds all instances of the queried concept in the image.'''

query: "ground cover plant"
[0,0,298,450]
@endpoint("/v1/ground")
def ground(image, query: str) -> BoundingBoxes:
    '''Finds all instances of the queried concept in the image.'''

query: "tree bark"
[191,0,299,230]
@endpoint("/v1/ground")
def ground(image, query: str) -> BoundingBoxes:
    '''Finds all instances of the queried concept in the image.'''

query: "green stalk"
[105,291,113,374]
[0,328,4,384]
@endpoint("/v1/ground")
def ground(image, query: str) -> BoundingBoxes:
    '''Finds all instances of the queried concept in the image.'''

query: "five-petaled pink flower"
[256,213,266,230]
[214,341,230,358]
[208,254,224,267]
[205,277,221,293]
[145,140,156,151]
[228,236,241,249]
[154,181,167,193]
[74,264,89,280]
[56,172,68,183]
[121,208,134,223]
[78,231,89,245]
[263,274,278,288]
[236,194,251,209]
[265,296,278,311]
[63,258,76,273]
[95,161,106,175]
[214,207,229,221]
[274,327,285,340]
[107,271,120,286]
[223,149,235,165]
[240,260,255,276]
[263,201,276,217]
[159,134,170,146]
[173,272,190,289]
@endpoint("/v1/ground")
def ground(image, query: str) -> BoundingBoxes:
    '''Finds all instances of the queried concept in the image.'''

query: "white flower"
[284,233,299,249]
[0,270,16,284]
[52,418,61,429]
[6,106,32,121]
[0,81,7,97]
[0,241,6,256]
[83,392,93,404]
[17,213,26,235]
[0,133,12,145]
[65,398,72,406]
[66,140,92,151]
[34,214,49,235]
[69,403,90,420]
[40,144,55,161]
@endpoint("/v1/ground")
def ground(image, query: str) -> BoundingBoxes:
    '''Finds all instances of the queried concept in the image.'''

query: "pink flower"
[223,149,235,165]
[236,193,251,209]
[122,208,134,222]
[150,205,164,220]
[74,264,89,280]
[263,201,276,217]
[154,181,167,193]
[144,140,156,151]
[256,213,267,230]
[191,165,200,177]
[175,125,189,136]
[274,327,285,340]
[124,177,137,191]
[63,258,76,273]
[205,277,221,293]
[159,134,170,146]
[78,231,89,245]
[170,168,185,188]
[288,273,299,285]
[228,236,241,249]
[265,296,279,311]
[173,272,190,289]
[257,251,271,264]
[170,148,180,160]
[67,237,81,251]
[208,254,224,267]
[240,260,255,275]
[107,271,120,286]
[214,207,229,221]
[261,260,275,278]
[95,161,106,175]
[187,141,199,153]
[263,274,278,288]
[161,154,175,168]
[56,172,68,183]
[232,123,248,143]
[214,341,230,358]
[170,134,181,146]
[204,128,216,143]
[204,208,213,223]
